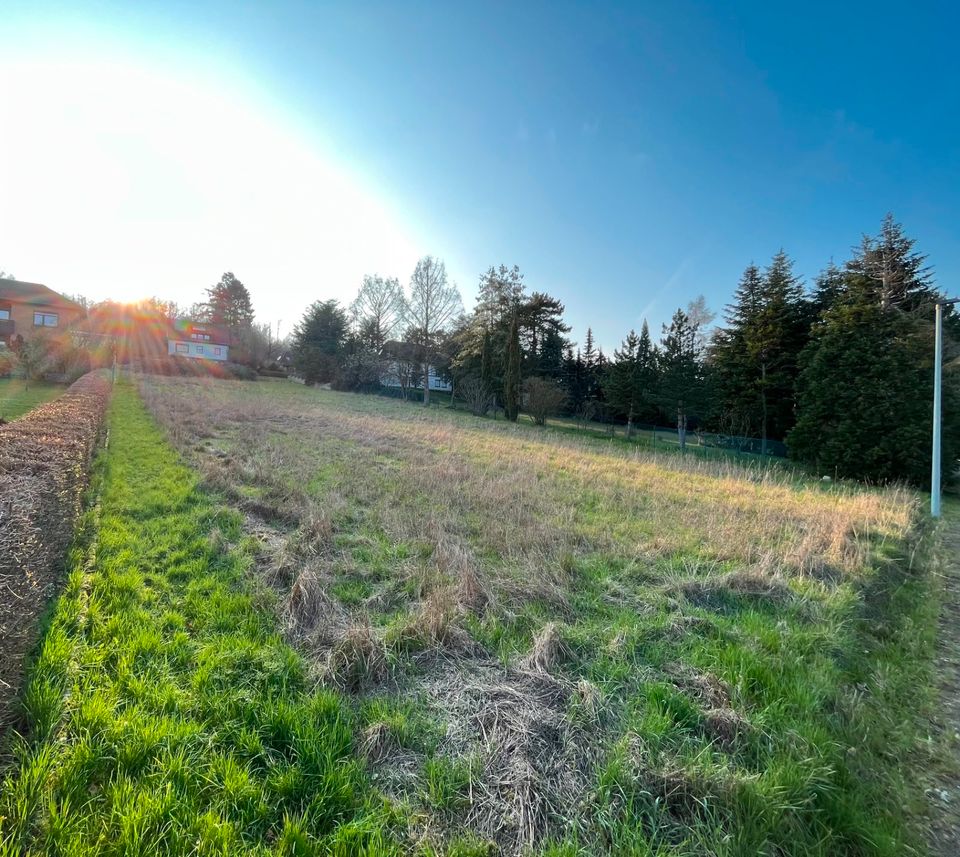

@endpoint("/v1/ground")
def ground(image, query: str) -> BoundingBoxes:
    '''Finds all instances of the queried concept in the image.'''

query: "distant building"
[379,339,452,392]
[167,321,230,361]
[0,280,86,347]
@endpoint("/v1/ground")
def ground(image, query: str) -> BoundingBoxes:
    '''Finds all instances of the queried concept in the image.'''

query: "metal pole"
[933,302,944,517]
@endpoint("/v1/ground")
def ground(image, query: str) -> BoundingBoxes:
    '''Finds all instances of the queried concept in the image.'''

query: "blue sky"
[2,1,958,350]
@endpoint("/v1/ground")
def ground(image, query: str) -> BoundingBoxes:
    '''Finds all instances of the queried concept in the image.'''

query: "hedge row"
[0,371,112,730]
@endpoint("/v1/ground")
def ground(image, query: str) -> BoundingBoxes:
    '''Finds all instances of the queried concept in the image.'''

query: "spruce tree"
[503,314,521,422]
[711,254,810,445]
[810,262,846,320]
[658,309,706,451]
[789,278,957,485]
[711,265,764,436]
[749,251,809,448]
[604,321,657,437]
[791,218,960,486]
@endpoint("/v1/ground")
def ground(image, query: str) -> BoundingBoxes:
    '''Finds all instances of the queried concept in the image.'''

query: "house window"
[194,344,204,354]
[0,303,10,320]
[190,333,211,341]
[33,312,59,327]
[214,346,222,356]
[176,343,189,354]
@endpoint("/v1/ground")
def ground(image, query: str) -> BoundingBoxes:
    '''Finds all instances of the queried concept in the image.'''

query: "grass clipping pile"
[0,372,111,730]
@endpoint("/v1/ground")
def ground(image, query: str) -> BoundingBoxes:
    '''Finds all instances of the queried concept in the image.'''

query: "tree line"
[291,215,960,488]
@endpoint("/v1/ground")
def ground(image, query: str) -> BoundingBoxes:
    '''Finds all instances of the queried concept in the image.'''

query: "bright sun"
[0,55,424,328]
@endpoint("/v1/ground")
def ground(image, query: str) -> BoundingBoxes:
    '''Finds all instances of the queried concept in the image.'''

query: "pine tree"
[538,328,566,379]
[503,314,521,422]
[848,213,935,312]
[749,251,809,448]
[711,265,764,435]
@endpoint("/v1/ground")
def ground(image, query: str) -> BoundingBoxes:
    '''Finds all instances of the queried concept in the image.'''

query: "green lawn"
[0,385,400,855]
[0,378,65,421]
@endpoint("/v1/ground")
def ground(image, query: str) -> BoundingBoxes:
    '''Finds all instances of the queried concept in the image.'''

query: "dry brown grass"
[132,376,924,855]
[324,622,388,692]
[520,622,570,674]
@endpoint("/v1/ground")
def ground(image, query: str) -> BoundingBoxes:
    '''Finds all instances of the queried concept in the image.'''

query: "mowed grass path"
[0,385,401,856]
[0,378,65,421]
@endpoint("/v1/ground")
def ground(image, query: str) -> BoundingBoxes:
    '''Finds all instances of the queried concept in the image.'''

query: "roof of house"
[168,320,231,346]
[0,279,84,310]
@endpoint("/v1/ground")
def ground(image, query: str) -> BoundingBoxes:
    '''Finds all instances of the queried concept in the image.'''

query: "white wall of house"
[168,339,229,361]
[380,362,452,391]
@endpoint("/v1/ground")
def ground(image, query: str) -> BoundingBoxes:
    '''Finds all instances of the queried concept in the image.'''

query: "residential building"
[167,321,230,361]
[0,280,85,347]
[379,340,452,392]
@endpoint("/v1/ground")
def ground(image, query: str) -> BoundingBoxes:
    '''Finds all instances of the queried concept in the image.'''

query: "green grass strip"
[0,384,403,856]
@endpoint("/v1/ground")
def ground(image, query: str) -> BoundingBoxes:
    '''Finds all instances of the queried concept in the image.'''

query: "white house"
[380,362,452,392]
[167,322,230,362]
[378,340,452,392]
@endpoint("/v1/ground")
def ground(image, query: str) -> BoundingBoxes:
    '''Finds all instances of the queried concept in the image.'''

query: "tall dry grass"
[133,374,924,855]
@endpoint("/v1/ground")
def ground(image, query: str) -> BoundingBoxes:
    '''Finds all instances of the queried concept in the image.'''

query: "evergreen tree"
[518,291,570,368]
[657,309,706,451]
[810,261,846,320]
[711,265,764,435]
[292,300,348,385]
[205,272,255,331]
[604,322,657,437]
[848,213,935,312]
[503,314,521,422]
[789,278,958,486]
[750,251,809,448]
[561,345,587,415]
[711,253,810,445]
[538,328,566,379]
[476,265,525,330]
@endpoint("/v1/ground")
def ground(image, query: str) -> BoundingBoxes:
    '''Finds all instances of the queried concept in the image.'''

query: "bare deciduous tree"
[459,375,496,416]
[350,275,407,351]
[523,377,567,426]
[405,256,462,406]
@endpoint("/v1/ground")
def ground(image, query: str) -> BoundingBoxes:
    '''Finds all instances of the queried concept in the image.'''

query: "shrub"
[135,357,257,381]
[523,377,567,426]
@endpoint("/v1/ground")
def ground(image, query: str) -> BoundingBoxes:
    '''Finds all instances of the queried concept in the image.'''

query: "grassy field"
[0,376,939,855]
[0,378,65,421]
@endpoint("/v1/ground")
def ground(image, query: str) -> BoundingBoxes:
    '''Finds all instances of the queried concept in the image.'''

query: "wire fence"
[631,424,788,457]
